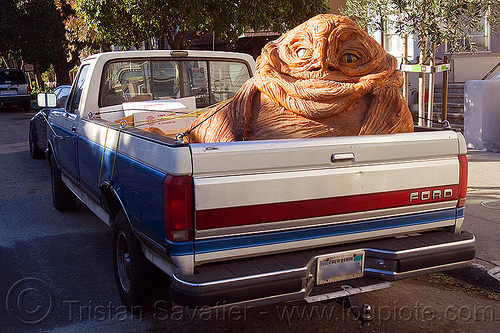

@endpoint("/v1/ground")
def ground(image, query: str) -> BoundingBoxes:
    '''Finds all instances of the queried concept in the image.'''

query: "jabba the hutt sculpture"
[183,14,414,143]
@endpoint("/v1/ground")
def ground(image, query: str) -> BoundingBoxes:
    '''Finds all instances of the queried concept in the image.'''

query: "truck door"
[51,65,89,181]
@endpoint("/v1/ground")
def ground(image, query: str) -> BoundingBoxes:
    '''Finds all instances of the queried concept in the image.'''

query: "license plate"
[1,90,15,95]
[316,250,365,285]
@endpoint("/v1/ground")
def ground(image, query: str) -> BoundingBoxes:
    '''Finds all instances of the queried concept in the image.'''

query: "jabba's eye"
[340,53,360,64]
[297,48,312,59]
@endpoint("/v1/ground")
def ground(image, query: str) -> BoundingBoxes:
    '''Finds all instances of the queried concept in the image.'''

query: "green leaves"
[77,0,330,49]
[341,0,399,33]
[342,0,500,64]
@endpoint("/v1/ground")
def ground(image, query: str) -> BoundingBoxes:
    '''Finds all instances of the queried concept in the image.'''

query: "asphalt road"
[0,108,498,333]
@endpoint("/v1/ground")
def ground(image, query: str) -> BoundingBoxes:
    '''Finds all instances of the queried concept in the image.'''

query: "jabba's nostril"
[310,67,321,72]
[328,66,336,71]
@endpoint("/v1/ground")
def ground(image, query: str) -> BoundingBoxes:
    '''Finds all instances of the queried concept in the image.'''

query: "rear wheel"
[113,211,150,309]
[50,155,76,211]
[29,124,44,159]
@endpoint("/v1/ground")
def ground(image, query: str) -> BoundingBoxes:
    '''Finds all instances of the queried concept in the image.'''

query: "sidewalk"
[449,149,500,291]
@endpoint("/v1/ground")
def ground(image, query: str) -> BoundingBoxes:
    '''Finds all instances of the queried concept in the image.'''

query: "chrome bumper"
[171,231,475,309]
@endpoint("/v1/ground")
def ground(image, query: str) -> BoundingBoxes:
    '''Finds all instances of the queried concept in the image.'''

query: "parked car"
[0,68,31,111]
[29,85,71,159]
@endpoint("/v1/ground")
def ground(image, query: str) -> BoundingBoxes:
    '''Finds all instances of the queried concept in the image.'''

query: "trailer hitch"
[337,286,373,326]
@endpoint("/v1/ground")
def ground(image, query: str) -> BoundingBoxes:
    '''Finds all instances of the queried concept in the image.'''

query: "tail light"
[163,175,194,242]
[457,155,468,207]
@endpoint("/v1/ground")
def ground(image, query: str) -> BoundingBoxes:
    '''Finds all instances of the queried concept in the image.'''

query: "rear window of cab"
[100,59,251,108]
[0,69,27,84]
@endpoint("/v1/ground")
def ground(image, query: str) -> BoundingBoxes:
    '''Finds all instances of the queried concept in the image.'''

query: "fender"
[45,138,54,162]
[100,182,126,227]
[104,183,189,276]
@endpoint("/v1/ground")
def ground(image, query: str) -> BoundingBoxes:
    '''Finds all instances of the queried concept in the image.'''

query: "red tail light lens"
[163,175,194,242]
[457,155,468,207]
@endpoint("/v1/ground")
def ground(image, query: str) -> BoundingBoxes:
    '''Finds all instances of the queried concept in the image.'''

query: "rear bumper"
[0,94,30,106]
[171,230,475,308]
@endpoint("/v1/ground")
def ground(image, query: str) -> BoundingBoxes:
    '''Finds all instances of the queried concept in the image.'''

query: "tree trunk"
[402,34,408,102]
[52,50,77,85]
[418,72,426,127]
[418,18,428,127]
[34,62,44,91]
[427,46,436,127]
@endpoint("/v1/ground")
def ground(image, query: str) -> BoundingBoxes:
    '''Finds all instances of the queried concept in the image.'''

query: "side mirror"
[37,93,57,108]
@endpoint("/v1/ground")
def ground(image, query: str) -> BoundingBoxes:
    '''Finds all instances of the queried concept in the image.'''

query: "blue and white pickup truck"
[40,50,474,317]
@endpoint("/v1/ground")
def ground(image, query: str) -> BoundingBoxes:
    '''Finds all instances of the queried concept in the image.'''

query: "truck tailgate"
[189,131,466,264]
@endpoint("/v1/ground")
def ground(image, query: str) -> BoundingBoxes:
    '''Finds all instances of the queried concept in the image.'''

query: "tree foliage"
[56,0,101,58]
[341,0,398,36]
[0,0,21,62]
[76,0,330,50]
[0,0,84,85]
[1,0,329,87]
[342,0,500,64]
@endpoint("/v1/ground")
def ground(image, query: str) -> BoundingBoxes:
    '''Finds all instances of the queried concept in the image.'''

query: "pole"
[418,72,425,127]
[442,56,449,121]
[427,49,436,127]
[402,35,409,102]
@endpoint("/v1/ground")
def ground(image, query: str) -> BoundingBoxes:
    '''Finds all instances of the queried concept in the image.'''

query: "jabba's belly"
[246,92,370,140]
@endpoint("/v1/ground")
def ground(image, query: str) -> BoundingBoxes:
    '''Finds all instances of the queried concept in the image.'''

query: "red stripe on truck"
[195,185,460,230]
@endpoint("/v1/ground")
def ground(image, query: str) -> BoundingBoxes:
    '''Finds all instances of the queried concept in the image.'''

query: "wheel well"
[102,189,124,225]
[29,121,36,138]
[45,141,54,162]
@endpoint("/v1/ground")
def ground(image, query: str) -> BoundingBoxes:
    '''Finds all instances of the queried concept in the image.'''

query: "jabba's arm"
[359,74,414,135]
[184,80,258,143]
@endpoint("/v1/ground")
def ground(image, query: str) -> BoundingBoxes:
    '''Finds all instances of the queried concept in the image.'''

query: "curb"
[447,258,500,292]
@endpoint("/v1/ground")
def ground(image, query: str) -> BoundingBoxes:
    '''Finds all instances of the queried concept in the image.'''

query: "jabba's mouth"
[287,66,364,83]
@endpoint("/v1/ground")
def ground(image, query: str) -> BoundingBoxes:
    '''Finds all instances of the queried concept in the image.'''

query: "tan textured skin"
[184,14,414,143]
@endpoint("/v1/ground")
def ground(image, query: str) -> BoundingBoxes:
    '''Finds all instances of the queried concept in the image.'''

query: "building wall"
[451,52,500,82]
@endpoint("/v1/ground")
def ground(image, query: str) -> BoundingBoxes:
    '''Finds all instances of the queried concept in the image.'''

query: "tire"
[113,210,150,309]
[23,101,31,111]
[29,124,44,159]
[50,155,76,211]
